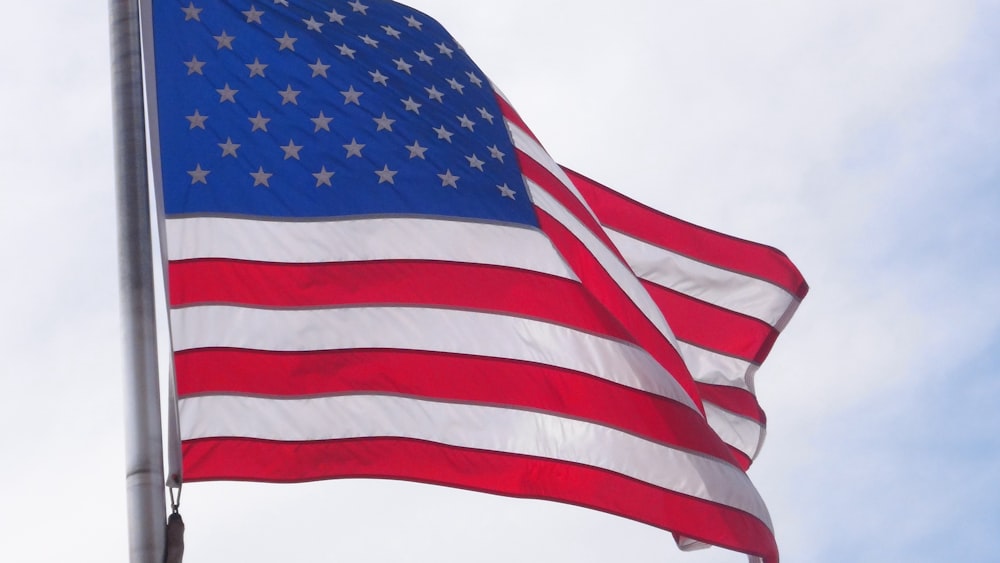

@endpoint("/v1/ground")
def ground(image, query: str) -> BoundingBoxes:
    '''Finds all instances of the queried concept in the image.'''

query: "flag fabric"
[145,1,806,561]
[565,169,809,468]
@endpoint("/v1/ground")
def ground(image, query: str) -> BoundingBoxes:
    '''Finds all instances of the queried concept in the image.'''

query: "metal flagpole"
[109,0,167,561]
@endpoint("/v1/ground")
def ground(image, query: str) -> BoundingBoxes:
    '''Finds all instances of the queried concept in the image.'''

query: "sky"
[1,0,998,562]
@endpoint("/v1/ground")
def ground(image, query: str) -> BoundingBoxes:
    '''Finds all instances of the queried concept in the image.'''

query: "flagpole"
[110,0,167,561]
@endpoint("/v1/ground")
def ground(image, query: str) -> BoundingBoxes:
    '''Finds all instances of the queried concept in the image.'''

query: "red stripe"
[698,384,767,426]
[496,94,540,144]
[727,446,753,472]
[516,149,624,261]
[642,280,778,364]
[181,438,778,562]
[169,259,633,343]
[535,211,701,408]
[175,348,734,462]
[565,168,809,300]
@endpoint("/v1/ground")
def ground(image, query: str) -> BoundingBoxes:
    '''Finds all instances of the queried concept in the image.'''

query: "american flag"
[149,1,806,561]
[569,169,809,469]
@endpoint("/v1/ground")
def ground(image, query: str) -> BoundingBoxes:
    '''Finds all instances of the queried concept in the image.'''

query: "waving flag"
[146,1,806,561]
[566,169,809,468]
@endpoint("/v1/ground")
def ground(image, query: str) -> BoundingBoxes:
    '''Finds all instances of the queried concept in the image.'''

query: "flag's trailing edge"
[144,1,807,561]
[564,168,809,468]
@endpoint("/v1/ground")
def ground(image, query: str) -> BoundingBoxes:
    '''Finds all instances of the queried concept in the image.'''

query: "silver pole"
[109,0,167,561]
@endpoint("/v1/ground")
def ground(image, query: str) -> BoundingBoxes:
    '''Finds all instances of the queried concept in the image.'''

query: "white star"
[343,138,365,158]
[438,169,460,188]
[405,140,428,159]
[249,111,270,132]
[185,109,207,129]
[313,166,335,187]
[278,84,301,105]
[433,125,454,143]
[325,9,346,24]
[425,85,444,103]
[311,111,333,132]
[477,107,495,124]
[436,42,454,58]
[216,83,238,103]
[214,31,235,50]
[303,16,324,31]
[250,166,272,187]
[393,57,412,74]
[457,114,476,131]
[187,164,209,184]
[488,145,506,163]
[341,86,363,105]
[497,183,516,199]
[280,139,303,160]
[373,113,396,132]
[308,58,330,78]
[446,78,464,94]
[242,6,264,24]
[348,0,368,14]
[375,165,398,184]
[218,137,240,158]
[404,14,422,29]
[273,0,289,6]
[275,32,298,51]
[337,44,356,59]
[369,69,389,86]
[466,71,483,87]
[246,57,267,77]
[181,2,202,21]
[359,34,379,47]
[466,154,485,171]
[401,96,422,114]
[382,25,401,39]
[415,50,434,64]
[184,56,205,75]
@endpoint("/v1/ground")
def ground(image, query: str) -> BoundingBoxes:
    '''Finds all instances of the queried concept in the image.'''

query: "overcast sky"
[1,1,998,562]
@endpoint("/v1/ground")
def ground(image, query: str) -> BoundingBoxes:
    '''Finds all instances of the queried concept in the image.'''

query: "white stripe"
[526,179,679,348]
[678,341,757,393]
[607,228,796,326]
[506,122,678,348]
[170,305,698,411]
[491,82,511,105]
[676,537,712,552]
[179,393,772,528]
[165,216,577,281]
[704,401,766,462]
[507,122,596,217]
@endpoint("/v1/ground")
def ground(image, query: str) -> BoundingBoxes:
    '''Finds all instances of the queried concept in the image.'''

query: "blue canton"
[152,0,537,226]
